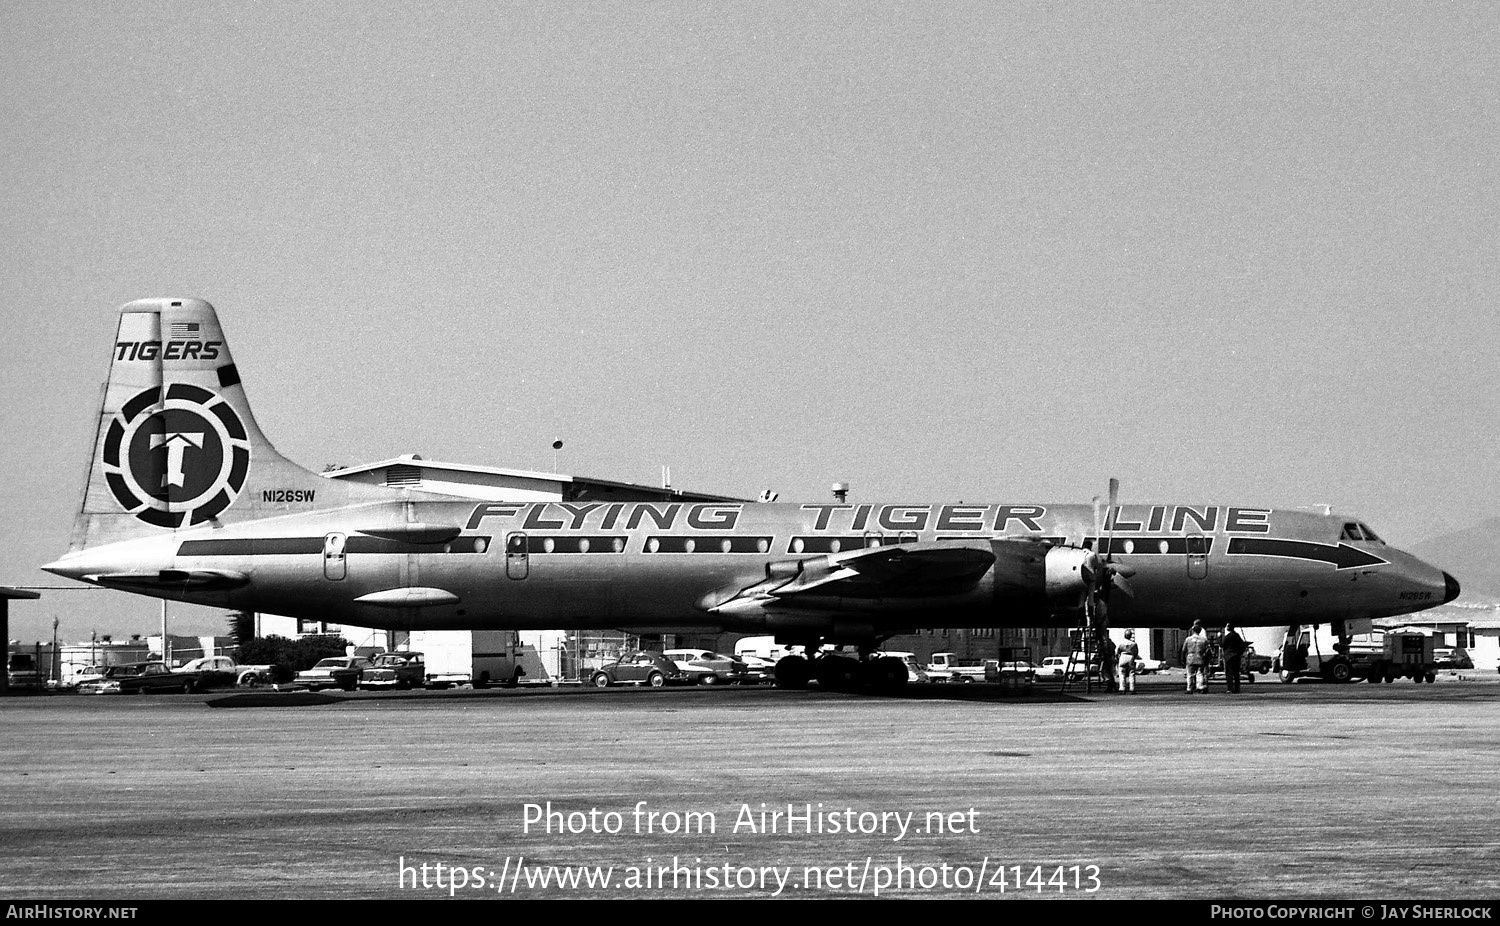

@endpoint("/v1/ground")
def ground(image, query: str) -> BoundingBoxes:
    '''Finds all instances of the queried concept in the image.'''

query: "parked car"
[175,656,276,690]
[1065,652,1107,682]
[1133,656,1168,675]
[736,653,780,677]
[663,649,757,685]
[294,656,373,691]
[590,652,690,688]
[66,664,108,689]
[359,652,426,690]
[1433,648,1473,671]
[1035,656,1069,679]
[78,662,194,694]
[983,660,1038,684]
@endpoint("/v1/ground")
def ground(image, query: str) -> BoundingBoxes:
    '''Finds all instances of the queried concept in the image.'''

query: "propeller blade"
[1105,477,1121,562]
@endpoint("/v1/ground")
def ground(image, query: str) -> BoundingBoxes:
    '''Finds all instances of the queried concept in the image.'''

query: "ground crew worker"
[1182,621,1210,693]
[1116,630,1139,694]
[1220,623,1247,693]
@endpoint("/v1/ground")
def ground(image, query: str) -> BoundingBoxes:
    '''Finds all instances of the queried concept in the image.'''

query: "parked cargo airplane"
[45,299,1459,690]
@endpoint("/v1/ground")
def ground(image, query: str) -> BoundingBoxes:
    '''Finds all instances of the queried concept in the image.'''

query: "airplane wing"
[705,542,996,615]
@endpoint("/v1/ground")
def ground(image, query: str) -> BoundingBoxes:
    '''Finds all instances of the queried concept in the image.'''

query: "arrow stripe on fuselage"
[1225,538,1388,570]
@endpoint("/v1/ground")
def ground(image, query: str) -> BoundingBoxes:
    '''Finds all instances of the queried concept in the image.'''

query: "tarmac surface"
[2,670,1497,901]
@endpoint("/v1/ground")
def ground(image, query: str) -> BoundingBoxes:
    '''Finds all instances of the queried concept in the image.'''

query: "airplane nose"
[1444,572,1461,604]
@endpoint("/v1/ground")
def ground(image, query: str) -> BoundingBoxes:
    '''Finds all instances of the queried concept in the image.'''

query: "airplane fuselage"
[49,497,1457,639]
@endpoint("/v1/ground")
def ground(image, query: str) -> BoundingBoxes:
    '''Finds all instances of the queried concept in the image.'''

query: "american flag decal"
[168,322,201,338]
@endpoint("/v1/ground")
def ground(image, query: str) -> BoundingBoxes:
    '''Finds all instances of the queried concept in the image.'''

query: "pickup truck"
[175,656,277,690]
[925,652,988,683]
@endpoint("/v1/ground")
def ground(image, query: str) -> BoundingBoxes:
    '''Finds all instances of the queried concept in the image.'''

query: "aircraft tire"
[775,656,810,690]
[815,656,860,691]
[865,657,908,693]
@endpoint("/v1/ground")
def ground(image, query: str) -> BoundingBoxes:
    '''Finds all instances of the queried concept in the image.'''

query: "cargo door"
[324,532,346,580]
[506,532,529,579]
[1186,532,1209,580]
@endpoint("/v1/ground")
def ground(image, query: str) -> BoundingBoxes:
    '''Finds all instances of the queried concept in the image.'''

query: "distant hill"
[1407,518,1500,603]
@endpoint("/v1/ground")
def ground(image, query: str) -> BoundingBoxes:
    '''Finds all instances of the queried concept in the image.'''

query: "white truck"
[404,631,547,689]
[733,636,803,663]
[925,652,988,683]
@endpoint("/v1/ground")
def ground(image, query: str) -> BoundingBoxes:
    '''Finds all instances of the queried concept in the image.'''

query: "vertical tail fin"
[67,297,387,550]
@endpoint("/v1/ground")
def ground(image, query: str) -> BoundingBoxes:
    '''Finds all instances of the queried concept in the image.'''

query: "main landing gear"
[773,644,910,694]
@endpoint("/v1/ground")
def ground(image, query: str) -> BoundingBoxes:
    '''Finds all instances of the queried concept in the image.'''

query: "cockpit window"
[1340,522,1385,544]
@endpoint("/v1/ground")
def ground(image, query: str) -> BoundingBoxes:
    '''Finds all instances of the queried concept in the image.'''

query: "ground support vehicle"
[1273,625,1439,684]
[1360,632,1438,684]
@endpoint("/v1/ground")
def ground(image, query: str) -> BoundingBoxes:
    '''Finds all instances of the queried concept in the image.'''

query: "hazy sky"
[3,1,1497,643]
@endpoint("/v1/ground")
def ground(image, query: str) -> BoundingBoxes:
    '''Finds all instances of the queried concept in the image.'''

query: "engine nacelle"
[1042,546,1094,603]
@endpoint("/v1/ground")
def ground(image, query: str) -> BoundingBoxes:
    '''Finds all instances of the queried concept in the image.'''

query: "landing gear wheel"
[775,655,810,690]
[864,657,909,694]
[815,656,860,691]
